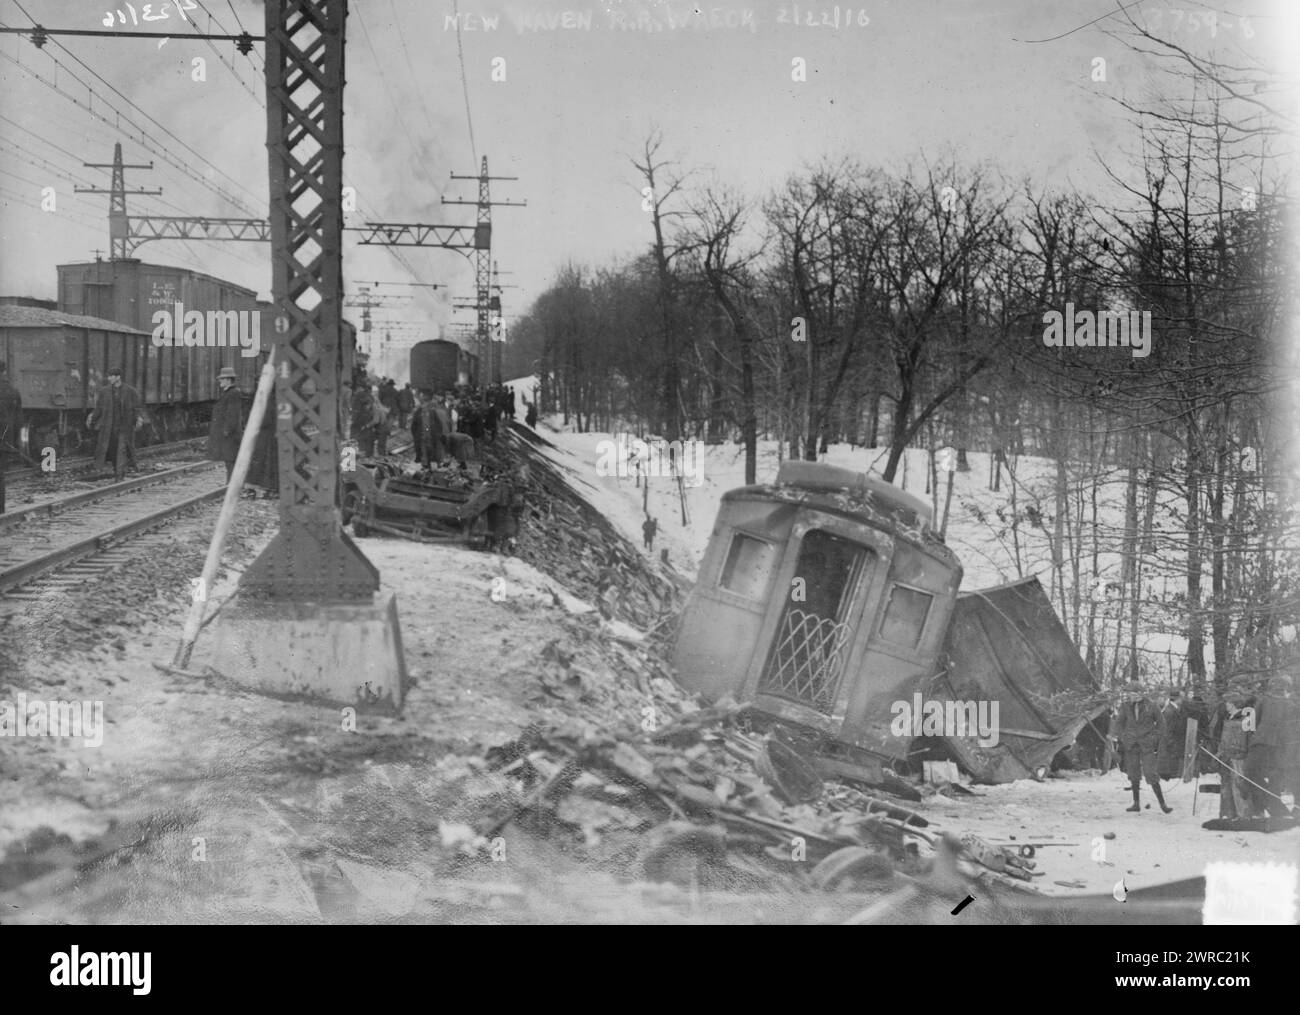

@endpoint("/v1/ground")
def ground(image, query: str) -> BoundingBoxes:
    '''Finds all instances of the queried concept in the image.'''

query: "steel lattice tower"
[240,0,377,600]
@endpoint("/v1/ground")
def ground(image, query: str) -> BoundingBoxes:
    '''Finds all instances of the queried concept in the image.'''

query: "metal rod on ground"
[1198,744,1290,807]
[168,351,277,670]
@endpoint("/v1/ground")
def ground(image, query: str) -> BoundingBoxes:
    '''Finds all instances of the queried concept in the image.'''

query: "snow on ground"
[921,769,1299,897]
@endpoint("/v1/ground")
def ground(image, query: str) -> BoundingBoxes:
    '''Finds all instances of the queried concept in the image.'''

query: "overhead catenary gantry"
[76,143,269,259]
[357,158,524,389]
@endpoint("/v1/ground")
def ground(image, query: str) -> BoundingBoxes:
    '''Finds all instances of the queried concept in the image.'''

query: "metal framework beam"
[126,215,271,248]
[353,222,487,250]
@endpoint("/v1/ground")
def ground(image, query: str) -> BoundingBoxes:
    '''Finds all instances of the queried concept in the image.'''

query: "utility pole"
[75,143,160,261]
[442,160,524,385]
[452,261,517,380]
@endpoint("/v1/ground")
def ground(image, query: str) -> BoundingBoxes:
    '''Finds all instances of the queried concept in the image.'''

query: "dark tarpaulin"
[929,575,1100,783]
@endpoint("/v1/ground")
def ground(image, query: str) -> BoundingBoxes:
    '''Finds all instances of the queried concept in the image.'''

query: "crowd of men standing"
[348,372,524,467]
[1110,674,1300,824]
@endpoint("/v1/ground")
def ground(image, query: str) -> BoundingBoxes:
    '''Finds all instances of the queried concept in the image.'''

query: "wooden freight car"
[0,304,154,454]
[409,338,478,394]
[58,259,269,410]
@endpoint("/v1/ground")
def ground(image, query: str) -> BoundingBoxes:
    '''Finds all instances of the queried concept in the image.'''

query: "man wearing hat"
[88,366,144,482]
[208,365,244,483]
[1244,672,1299,820]
[0,360,22,514]
[1113,681,1172,813]
[1157,687,1188,779]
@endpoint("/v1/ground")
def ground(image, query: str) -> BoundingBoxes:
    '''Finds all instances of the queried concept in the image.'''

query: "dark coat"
[207,385,244,463]
[0,378,21,450]
[411,404,444,464]
[1214,705,1253,761]
[1157,701,1188,778]
[398,387,415,412]
[350,388,375,435]
[1115,699,1164,753]
[1252,693,1300,771]
[246,394,279,493]
[88,382,142,468]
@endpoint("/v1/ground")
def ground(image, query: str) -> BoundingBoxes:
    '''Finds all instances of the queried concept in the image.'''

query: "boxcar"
[0,304,153,454]
[57,258,270,432]
[4,258,360,454]
[410,339,475,394]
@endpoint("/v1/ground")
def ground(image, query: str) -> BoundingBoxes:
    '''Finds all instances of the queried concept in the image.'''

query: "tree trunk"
[1185,423,1207,688]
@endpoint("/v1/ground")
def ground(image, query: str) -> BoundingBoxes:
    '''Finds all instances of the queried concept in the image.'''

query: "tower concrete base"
[205,592,407,713]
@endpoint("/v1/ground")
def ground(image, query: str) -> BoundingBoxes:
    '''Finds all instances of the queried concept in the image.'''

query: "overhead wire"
[3,3,435,293]
[9,0,263,211]
[179,0,264,104]
[451,0,477,164]
[0,10,266,274]
[0,49,257,215]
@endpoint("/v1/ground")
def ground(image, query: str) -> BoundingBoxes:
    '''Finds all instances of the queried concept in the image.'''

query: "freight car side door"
[14,328,67,411]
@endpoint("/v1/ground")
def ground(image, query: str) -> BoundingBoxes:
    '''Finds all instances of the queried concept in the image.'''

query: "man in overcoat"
[0,360,22,513]
[208,365,244,483]
[88,366,144,481]
[1245,673,1299,820]
[1114,681,1172,813]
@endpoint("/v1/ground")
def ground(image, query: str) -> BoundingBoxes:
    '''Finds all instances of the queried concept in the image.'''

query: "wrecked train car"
[673,461,1098,784]
[936,577,1102,782]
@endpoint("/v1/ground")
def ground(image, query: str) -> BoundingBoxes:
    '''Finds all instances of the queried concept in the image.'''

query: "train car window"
[719,533,775,601]
[879,584,933,648]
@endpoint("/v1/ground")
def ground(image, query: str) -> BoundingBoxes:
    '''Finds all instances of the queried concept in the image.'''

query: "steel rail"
[0,487,224,594]
[0,461,214,531]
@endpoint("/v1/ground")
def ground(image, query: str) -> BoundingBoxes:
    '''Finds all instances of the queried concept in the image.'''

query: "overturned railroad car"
[674,461,1099,784]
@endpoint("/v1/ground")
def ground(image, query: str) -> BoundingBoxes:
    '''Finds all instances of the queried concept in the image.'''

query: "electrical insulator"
[30,25,48,48]
[236,32,254,55]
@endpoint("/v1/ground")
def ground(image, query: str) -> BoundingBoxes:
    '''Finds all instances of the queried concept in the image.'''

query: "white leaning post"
[169,349,278,671]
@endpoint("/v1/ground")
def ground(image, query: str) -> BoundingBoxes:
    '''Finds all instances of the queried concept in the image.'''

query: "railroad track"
[0,462,227,599]
[2,437,207,485]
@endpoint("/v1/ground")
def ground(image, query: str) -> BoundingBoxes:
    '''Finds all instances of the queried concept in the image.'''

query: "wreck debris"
[464,614,1051,906]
